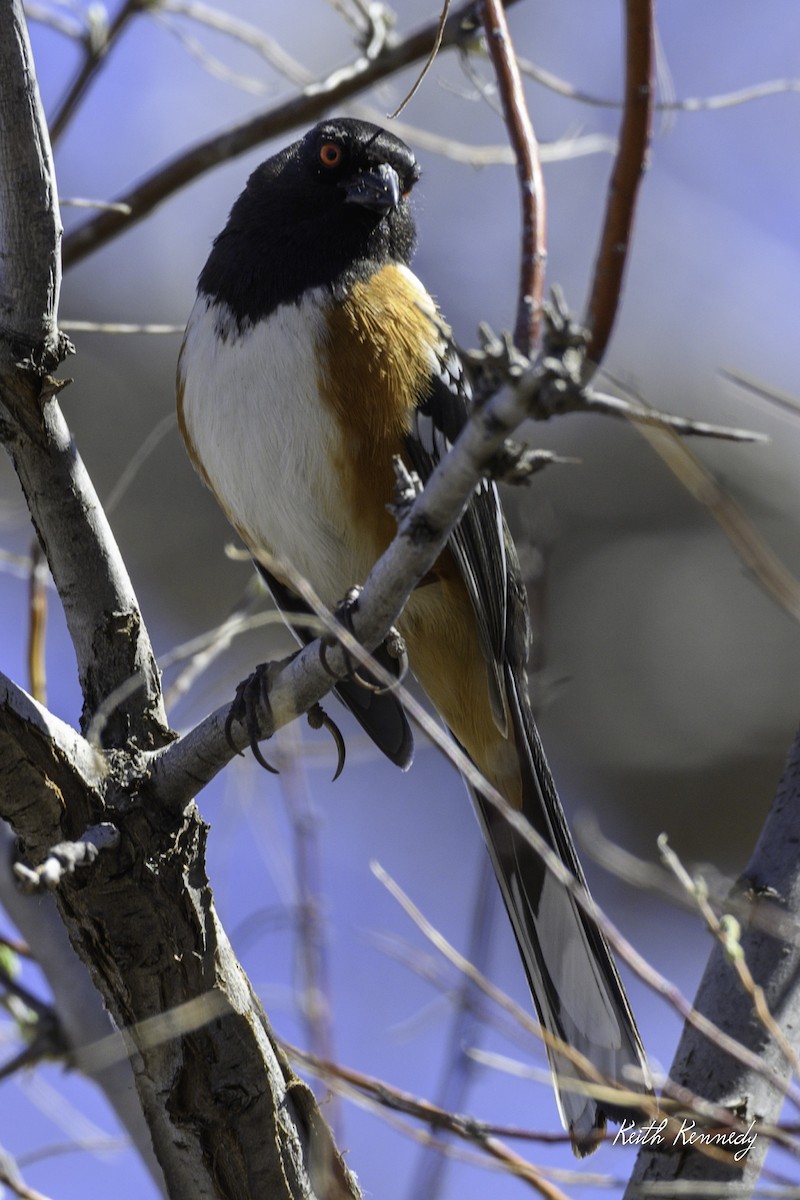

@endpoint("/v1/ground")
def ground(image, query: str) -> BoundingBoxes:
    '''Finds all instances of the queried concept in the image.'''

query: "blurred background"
[3,0,800,1195]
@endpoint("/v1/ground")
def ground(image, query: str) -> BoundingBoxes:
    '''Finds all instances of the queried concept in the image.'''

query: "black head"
[198,118,421,326]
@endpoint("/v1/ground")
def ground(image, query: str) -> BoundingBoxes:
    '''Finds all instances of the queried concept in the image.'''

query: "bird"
[177,116,650,1153]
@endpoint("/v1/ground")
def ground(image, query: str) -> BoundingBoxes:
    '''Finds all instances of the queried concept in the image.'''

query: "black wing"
[404,342,521,734]
[405,341,651,1148]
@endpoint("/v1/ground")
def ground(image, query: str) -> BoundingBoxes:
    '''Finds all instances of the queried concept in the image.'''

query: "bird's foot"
[225,661,281,774]
[226,659,348,780]
[319,586,409,694]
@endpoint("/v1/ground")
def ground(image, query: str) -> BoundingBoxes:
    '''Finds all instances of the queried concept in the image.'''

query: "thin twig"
[104,412,176,516]
[372,863,654,1116]
[27,540,48,705]
[389,0,451,118]
[480,0,546,354]
[13,824,121,893]
[23,1,85,41]
[583,0,654,373]
[156,0,313,88]
[469,1047,789,1164]
[632,412,800,623]
[161,581,270,713]
[278,731,341,1135]
[469,313,766,443]
[17,1137,131,1167]
[367,109,615,164]
[659,836,800,1081]
[370,928,542,1055]
[152,11,271,94]
[0,1167,54,1200]
[581,812,800,978]
[60,198,133,213]
[284,1042,572,1199]
[379,882,800,1169]
[60,320,183,334]
[371,859,800,1127]
[49,0,142,145]
[0,933,31,957]
[408,855,497,1200]
[62,0,512,269]
[585,388,766,442]
[517,54,800,114]
[722,369,800,420]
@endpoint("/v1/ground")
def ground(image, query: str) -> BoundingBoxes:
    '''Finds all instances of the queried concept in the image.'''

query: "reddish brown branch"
[480,0,546,355]
[26,540,48,706]
[583,0,654,373]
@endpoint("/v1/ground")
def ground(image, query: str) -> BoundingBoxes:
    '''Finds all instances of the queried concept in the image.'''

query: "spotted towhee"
[177,117,650,1153]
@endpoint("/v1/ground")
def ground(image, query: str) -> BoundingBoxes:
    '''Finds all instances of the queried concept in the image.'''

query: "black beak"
[341,163,402,214]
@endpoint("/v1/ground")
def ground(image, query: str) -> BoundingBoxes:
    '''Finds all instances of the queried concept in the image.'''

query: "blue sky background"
[3,2,800,1197]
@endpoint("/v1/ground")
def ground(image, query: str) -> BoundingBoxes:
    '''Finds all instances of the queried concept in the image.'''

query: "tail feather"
[469,664,651,1154]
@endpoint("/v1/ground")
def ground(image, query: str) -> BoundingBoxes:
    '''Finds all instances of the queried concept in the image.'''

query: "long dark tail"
[469,664,650,1155]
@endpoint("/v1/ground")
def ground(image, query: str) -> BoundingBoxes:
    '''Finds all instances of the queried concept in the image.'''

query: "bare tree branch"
[49,0,141,144]
[279,734,340,1132]
[633,416,800,623]
[285,1041,573,1199]
[156,0,313,88]
[480,0,546,354]
[0,668,105,857]
[0,3,62,363]
[517,52,800,114]
[0,1163,53,1200]
[61,0,517,270]
[625,722,800,1194]
[26,541,48,703]
[1,385,171,747]
[0,9,364,1196]
[0,822,167,1191]
[408,856,497,1200]
[0,1,169,749]
[4,5,798,1197]
[583,0,654,373]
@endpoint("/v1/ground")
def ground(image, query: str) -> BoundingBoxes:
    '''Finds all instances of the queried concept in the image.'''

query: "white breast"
[179,291,357,604]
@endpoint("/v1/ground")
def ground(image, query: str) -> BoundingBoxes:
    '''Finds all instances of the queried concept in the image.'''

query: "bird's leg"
[225,662,281,774]
[226,656,348,779]
[318,586,408,694]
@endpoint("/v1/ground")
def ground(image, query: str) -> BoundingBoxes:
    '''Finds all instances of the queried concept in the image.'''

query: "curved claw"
[307,703,346,782]
[318,587,409,696]
[225,665,280,774]
[350,665,382,691]
[349,626,409,695]
[224,701,245,757]
[318,636,339,680]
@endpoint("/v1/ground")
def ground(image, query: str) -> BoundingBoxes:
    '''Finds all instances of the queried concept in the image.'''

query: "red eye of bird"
[319,142,342,168]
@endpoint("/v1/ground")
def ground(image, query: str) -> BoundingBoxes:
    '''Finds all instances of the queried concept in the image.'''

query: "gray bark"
[625,727,800,1196]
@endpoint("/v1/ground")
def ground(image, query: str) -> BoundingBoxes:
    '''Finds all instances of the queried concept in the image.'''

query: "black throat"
[198,168,417,329]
